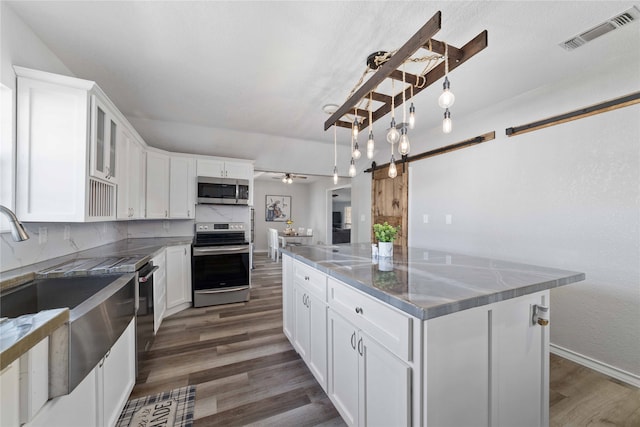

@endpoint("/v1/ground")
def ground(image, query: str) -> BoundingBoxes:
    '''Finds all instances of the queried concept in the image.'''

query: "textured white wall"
[355,58,640,377]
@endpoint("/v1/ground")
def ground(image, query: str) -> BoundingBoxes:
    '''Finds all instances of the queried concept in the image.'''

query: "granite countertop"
[282,243,586,320]
[0,237,192,367]
[0,309,69,370]
[0,236,193,291]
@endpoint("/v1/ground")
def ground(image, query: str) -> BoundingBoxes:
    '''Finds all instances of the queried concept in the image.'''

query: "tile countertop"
[0,237,194,291]
[281,243,586,320]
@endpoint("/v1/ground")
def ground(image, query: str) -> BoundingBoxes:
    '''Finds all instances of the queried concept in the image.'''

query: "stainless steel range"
[192,222,251,307]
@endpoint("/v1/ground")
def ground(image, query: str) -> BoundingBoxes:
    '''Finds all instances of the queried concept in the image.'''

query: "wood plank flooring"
[132,253,640,427]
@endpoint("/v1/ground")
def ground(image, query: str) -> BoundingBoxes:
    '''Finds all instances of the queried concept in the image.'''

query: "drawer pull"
[304,276,310,281]
[351,332,356,350]
[355,307,363,315]
[357,337,363,356]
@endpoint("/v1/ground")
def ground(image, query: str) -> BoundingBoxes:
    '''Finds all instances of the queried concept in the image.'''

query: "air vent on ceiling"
[560,6,640,51]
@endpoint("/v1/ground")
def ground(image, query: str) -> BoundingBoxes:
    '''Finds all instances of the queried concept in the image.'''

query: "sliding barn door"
[371,164,408,249]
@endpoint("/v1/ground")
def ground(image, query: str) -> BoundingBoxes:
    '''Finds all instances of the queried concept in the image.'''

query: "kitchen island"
[281,243,585,427]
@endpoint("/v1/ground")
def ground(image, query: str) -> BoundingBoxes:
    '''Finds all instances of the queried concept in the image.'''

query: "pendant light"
[388,124,397,179]
[442,109,452,133]
[348,133,356,177]
[438,44,455,109]
[386,79,400,144]
[367,92,375,159]
[332,125,338,184]
[398,64,410,156]
[408,81,415,130]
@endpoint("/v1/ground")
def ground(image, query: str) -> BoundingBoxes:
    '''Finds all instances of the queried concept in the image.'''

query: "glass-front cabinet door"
[90,95,118,182]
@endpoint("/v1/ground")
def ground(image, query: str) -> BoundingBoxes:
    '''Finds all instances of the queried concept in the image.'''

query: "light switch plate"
[38,227,47,244]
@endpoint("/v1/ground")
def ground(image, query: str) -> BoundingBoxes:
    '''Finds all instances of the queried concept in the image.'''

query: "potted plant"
[373,222,399,258]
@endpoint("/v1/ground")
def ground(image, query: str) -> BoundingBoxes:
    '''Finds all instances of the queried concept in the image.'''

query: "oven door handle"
[193,246,249,255]
[195,286,250,294]
[138,265,159,282]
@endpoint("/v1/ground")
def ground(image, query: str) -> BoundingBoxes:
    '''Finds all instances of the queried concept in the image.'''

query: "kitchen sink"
[0,274,136,396]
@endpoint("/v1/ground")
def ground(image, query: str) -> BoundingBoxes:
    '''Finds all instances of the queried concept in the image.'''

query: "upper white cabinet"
[146,150,170,219]
[15,66,118,222]
[116,127,146,220]
[169,156,195,219]
[90,95,118,183]
[197,158,252,180]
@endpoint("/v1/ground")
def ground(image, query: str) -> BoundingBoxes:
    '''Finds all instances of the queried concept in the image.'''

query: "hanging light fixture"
[386,79,400,144]
[333,125,338,184]
[352,112,360,139]
[398,64,411,156]
[442,109,452,133]
[388,147,398,179]
[438,44,455,109]
[367,92,375,159]
[348,133,357,177]
[408,84,416,129]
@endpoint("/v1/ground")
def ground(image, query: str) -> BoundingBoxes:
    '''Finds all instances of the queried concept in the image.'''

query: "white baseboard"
[550,343,640,388]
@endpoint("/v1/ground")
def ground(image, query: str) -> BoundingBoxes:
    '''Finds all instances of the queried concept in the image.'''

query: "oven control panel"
[196,222,245,233]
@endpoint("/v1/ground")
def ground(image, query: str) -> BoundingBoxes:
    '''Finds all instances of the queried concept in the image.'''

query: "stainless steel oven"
[192,222,250,307]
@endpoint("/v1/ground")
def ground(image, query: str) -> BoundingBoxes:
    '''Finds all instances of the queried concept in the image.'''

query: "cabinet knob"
[532,304,550,326]
[355,307,363,315]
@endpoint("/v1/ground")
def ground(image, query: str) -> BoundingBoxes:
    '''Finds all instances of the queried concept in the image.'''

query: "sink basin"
[0,274,136,396]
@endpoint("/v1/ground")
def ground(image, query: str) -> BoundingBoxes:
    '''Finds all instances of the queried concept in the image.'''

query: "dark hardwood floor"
[132,253,640,427]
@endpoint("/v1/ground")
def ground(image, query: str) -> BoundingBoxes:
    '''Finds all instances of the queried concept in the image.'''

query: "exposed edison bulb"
[443,109,452,134]
[388,156,398,178]
[282,176,287,183]
[352,118,359,139]
[348,158,356,177]
[438,76,455,109]
[409,103,416,129]
[352,141,361,160]
[386,118,400,144]
[287,177,293,184]
[333,166,338,184]
[398,128,410,155]
[366,131,375,159]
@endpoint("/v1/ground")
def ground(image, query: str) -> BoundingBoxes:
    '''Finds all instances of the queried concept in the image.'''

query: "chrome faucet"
[0,205,30,241]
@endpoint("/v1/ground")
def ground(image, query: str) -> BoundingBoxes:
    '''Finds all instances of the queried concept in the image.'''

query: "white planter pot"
[378,241,393,258]
[378,257,393,271]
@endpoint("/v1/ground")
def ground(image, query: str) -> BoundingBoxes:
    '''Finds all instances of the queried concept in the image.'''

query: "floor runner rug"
[116,385,196,427]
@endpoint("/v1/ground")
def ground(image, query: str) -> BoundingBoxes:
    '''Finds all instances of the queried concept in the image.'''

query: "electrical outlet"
[38,227,48,244]
[446,255,452,265]
[423,251,429,260]
[423,214,429,224]
[63,225,71,240]
[103,223,108,233]
[360,214,366,222]
[163,221,170,230]
[445,214,452,225]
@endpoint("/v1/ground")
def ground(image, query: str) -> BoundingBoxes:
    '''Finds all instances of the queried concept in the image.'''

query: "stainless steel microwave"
[197,177,250,205]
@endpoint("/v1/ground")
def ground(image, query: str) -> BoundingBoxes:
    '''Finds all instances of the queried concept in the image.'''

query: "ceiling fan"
[275,173,308,184]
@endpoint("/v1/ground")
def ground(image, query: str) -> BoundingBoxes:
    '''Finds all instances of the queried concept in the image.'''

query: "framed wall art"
[265,195,291,222]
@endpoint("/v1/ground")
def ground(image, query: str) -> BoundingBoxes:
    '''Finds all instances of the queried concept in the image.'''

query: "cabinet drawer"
[294,261,327,301]
[328,277,412,361]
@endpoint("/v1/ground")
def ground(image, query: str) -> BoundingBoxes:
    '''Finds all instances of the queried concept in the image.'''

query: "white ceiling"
[6,1,640,176]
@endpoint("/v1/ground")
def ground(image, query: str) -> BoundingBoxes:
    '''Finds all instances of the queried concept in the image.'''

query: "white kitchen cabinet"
[98,319,136,427]
[146,150,170,219]
[90,95,118,183]
[292,260,328,390]
[328,308,411,427]
[165,244,192,316]
[26,319,135,427]
[1,361,20,427]
[19,337,49,424]
[169,156,195,219]
[425,290,550,427]
[15,66,117,222]
[153,250,167,333]
[116,127,146,220]
[196,158,252,180]
[282,255,294,341]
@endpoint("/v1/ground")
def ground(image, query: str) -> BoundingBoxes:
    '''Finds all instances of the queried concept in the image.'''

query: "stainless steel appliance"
[197,176,250,205]
[35,255,157,379]
[192,222,250,307]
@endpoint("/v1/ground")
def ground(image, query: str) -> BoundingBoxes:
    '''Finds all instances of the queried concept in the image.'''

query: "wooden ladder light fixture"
[324,11,488,178]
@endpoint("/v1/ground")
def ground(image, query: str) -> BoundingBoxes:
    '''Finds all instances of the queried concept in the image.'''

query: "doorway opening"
[328,186,351,244]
